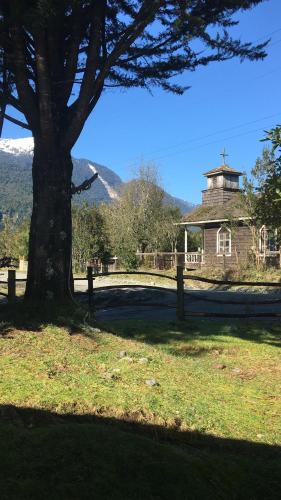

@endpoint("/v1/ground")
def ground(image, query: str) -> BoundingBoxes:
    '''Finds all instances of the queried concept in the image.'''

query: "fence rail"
[184,311,281,318]
[184,291,281,306]
[185,275,281,287]
[90,270,176,281]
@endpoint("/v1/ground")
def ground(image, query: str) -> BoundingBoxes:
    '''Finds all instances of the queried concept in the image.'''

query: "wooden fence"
[176,268,281,319]
[86,266,281,320]
[2,267,281,319]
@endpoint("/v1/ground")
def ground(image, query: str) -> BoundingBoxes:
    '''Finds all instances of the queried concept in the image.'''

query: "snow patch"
[0,137,34,156]
[88,163,119,200]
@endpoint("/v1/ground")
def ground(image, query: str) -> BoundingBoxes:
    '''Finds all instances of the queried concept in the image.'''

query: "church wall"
[202,224,253,269]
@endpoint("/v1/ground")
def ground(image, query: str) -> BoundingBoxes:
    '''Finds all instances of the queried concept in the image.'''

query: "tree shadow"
[1,299,281,352]
[101,318,281,351]
[0,404,280,500]
[0,301,92,338]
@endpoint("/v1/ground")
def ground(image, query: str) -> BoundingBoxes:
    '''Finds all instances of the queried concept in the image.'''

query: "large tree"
[0,0,268,301]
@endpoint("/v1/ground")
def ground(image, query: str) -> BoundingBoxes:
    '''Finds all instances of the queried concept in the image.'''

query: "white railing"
[185,252,202,265]
[259,251,280,257]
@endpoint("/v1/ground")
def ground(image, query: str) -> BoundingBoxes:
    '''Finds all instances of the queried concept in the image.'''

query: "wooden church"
[180,159,278,269]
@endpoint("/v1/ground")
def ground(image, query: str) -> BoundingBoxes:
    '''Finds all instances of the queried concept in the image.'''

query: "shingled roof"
[181,194,248,225]
[203,164,243,177]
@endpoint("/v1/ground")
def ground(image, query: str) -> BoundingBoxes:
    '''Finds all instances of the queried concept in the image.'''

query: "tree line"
[0,166,200,272]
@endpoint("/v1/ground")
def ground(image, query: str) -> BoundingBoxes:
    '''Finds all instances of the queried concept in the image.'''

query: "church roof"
[181,194,248,225]
[203,164,243,177]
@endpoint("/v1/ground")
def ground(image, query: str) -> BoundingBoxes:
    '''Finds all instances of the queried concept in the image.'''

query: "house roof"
[203,164,243,177]
[181,194,248,225]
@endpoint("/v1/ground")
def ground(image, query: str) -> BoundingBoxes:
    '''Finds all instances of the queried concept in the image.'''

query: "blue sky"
[3,0,281,204]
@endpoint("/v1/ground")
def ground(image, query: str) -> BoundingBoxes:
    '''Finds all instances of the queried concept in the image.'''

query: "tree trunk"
[25,141,73,301]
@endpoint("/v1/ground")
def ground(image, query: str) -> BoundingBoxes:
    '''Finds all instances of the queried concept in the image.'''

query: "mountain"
[0,137,194,218]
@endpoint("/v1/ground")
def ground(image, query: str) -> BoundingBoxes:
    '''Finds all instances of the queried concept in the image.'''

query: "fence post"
[101,260,109,274]
[8,269,16,303]
[87,266,93,309]
[176,266,184,321]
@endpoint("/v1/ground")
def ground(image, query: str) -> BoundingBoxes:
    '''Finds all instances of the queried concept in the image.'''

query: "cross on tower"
[220,148,228,165]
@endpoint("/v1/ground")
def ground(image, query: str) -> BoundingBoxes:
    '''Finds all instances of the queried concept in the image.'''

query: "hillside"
[0,137,194,218]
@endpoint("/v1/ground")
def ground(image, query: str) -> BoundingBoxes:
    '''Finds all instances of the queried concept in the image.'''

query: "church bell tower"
[202,150,243,206]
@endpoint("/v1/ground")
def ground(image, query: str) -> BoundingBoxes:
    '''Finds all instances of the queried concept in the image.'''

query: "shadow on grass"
[0,301,92,337]
[1,301,281,352]
[102,319,281,351]
[0,404,280,500]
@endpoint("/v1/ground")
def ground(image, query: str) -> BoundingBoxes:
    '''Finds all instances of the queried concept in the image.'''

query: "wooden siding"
[202,187,240,206]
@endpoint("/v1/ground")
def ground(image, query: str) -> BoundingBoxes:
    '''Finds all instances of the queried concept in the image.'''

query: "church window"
[217,226,231,255]
[259,226,278,253]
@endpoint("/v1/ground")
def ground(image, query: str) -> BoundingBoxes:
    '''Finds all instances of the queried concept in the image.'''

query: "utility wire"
[128,123,277,166]
[127,112,281,167]
[151,124,276,162]
[252,26,281,43]
[125,27,281,168]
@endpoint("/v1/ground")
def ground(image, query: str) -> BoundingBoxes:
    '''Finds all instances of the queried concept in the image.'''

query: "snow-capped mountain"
[0,137,34,156]
[0,137,194,218]
[0,137,124,215]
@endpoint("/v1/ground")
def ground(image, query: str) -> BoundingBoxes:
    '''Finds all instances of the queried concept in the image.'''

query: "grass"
[0,303,281,498]
[186,267,281,291]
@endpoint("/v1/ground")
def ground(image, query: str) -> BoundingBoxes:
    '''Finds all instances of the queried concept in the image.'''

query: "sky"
[3,0,281,204]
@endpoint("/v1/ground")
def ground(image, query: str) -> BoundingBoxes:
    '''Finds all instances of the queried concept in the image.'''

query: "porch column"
[201,228,204,265]
[184,225,188,269]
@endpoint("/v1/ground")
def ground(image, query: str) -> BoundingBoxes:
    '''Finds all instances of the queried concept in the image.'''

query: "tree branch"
[3,113,31,129]
[69,3,106,116]
[0,90,24,113]
[61,5,86,107]
[64,0,164,149]
[71,172,98,195]
[10,24,39,131]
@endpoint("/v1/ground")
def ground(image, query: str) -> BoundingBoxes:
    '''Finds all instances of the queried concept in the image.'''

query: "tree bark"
[25,140,73,301]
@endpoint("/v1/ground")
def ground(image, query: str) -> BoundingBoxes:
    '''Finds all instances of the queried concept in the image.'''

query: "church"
[180,159,279,270]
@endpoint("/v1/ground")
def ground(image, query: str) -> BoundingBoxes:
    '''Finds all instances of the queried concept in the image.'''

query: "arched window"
[217,226,231,256]
[259,226,278,253]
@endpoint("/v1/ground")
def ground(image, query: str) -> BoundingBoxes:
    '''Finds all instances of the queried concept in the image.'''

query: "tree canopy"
[1,0,268,143]
[255,126,281,237]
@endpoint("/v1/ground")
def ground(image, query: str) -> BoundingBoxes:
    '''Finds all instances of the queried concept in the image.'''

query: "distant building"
[179,163,279,269]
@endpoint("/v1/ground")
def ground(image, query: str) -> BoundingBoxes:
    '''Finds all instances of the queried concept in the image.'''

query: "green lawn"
[0,304,280,499]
